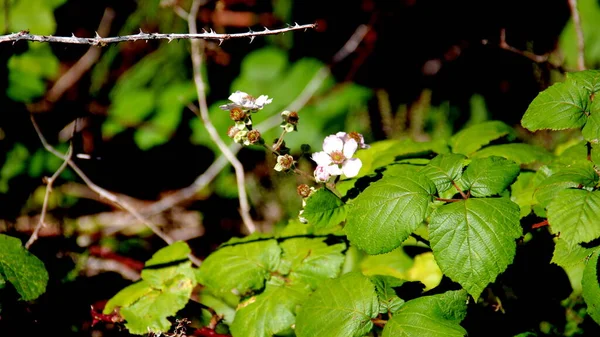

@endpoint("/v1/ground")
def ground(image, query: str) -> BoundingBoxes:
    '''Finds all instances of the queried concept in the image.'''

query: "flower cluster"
[311,131,369,183]
[221,90,272,145]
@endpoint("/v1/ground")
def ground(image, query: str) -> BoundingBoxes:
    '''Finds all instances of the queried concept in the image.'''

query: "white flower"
[219,90,273,111]
[335,131,370,149]
[314,165,331,182]
[312,134,362,180]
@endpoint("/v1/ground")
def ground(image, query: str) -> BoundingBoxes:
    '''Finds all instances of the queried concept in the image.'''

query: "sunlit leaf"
[345,171,436,254]
[429,198,521,300]
[461,156,520,197]
[471,143,554,165]
[420,153,467,193]
[449,121,516,155]
[547,190,600,245]
[552,238,595,268]
[0,234,48,301]
[382,290,468,337]
[301,188,347,230]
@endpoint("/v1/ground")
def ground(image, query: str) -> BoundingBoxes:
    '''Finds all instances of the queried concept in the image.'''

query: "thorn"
[219,39,224,46]
[295,22,299,27]
[71,33,76,38]
[248,28,254,34]
[139,28,144,34]
[209,28,215,34]
[95,31,101,38]
[202,28,208,34]
[263,26,270,32]
[249,36,255,44]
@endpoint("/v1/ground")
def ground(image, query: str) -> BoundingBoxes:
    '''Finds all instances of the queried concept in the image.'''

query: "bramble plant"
[2,1,600,336]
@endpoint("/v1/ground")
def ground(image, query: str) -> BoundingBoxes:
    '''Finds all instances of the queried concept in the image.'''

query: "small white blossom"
[312,134,363,180]
[314,165,331,182]
[219,90,273,111]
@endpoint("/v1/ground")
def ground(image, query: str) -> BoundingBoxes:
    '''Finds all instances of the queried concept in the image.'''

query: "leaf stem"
[452,180,468,199]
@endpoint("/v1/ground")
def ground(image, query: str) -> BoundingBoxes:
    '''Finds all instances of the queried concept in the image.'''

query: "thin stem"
[25,142,73,249]
[273,129,288,152]
[410,233,430,247]
[435,197,464,203]
[30,115,203,267]
[532,219,549,229]
[187,0,256,234]
[0,23,317,45]
[568,0,586,71]
[452,180,468,199]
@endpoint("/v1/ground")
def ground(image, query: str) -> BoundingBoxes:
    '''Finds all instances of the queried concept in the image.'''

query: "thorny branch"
[30,115,203,267]
[187,0,257,234]
[134,24,370,220]
[0,23,317,45]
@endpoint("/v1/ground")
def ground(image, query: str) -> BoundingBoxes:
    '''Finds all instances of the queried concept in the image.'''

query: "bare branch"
[188,0,257,234]
[30,115,203,267]
[568,0,586,71]
[0,23,317,45]
[25,140,73,249]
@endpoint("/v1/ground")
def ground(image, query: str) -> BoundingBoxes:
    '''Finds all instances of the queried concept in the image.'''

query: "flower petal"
[255,95,273,107]
[228,91,247,104]
[343,139,358,158]
[311,151,332,166]
[323,135,344,154]
[342,158,362,178]
[326,164,343,176]
[314,166,331,182]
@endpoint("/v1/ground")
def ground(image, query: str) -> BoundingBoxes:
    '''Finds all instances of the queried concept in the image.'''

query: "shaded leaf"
[552,238,595,268]
[369,275,406,314]
[429,198,521,299]
[420,154,467,193]
[295,272,379,337]
[533,161,599,207]
[450,121,516,155]
[547,190,600,245]
[582,249,600,325]
[302,188,347,230]
[345,171,436,254]
[471,143,554,165]
[510,172,537,218]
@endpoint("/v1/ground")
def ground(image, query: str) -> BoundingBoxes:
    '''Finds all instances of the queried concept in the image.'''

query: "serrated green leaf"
[302,188,347,230]
[521,80,588,131]
[369,275,406,314]
[533,161,599,207]
[295,272,379,337]
[552,238,595,268]
[278,237,346,289]
[361,247,414,279]
[197,240,281,297]
[429,198,521,300]
[0,234,48,301]
[141,242,196,289]
[547,190,600,245]
[582,249,600,325]
[420,153,467,193]
[510,172,536,218]
[345,171,436,254]
[121,274,195,335]
[583,101,600,142]
[357,139,449,175]
[471,143,554,165]
[568,70,600,93]
[230,282,310,337]
[382,290,468,337]
[450,121,516,155]
[461,156,520,197]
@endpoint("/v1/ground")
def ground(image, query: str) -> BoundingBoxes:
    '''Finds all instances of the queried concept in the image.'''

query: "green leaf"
[382,290,468,337]
[103,280,154,314]
[141,242,196,289]
[429,198,522,300]
[0,234,48,301]
[369,275,406,314]
[301,188,348,230]
[510,172,536,218]
[461,156,520,197]
[420,153,467,193]
[278,237,346,289]
[7,44,59,102]
[583,99,600,142]
[533,161,599,207]
[568,70,600,93]
[552,238,595,268]
[345,170,436,254]
[121,274,196,335]
[521,80,588,131]
[0,143,30,193]
[449,121,516,155]
[295,272,379,337]
[582,249,600,325]
[471,143,554,165]
[9,0,64,35]
[360,247,414,279]
[547,190,600,245]
[230,282,310,337]
[197,240,281,297]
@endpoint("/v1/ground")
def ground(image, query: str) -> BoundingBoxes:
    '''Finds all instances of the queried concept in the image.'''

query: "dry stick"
[187,0,257,234]
[30,116,203,267]
[136,24,369,219]
[25,143,73,249]
[568,0,586,71]
[0,23,317,45]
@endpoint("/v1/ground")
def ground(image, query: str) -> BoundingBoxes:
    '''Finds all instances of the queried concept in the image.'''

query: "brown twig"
[188,0,257,234]
[498,28,549,64]
[0,22,317,45]
[452,180,468,199]
[532,219,549,229]
[568,0,586,71]
[25,139,73,249]
[30,115,203,267]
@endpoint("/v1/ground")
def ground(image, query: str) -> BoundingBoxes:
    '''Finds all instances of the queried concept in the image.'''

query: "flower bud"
[297,184,312,198]
[247,130,261,145]
[230,107,246,121]
[274,154,294,171]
